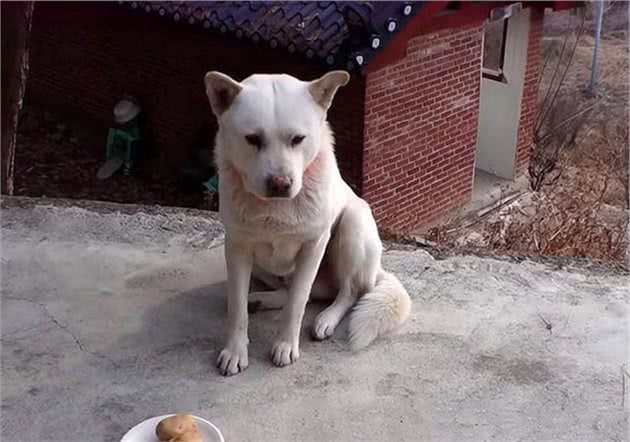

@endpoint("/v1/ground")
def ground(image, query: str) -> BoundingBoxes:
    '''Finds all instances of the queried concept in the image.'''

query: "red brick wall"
[515,7,544,174]
[26,2,365,187]
[363,23,483,233]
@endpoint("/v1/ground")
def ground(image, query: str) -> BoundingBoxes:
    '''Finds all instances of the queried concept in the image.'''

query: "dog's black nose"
[266,175,292,197]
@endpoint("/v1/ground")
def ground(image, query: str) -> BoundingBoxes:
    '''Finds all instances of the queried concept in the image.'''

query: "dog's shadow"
[115,279,343,379]
[112,283,227,375]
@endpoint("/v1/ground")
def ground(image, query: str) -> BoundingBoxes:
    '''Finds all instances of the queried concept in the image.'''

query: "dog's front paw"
[217,341,249,376]
[271,339,300,367]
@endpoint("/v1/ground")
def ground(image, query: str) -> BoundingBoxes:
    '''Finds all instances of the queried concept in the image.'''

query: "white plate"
[120,414,224,442]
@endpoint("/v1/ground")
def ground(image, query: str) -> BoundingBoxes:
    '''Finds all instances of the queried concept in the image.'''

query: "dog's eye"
[291,135,305,147]
[245,134,263,149]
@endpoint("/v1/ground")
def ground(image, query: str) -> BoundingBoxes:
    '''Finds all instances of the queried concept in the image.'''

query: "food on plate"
[155,414,202,442]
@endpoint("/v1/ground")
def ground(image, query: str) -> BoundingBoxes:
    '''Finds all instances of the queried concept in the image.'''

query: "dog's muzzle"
[265,175,293,198]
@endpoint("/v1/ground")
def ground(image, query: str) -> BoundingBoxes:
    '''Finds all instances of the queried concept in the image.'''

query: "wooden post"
[1,1,35,195]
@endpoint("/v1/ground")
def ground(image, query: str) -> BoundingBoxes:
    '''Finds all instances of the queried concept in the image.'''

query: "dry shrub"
[486,110,629,264]
[529,93,594,191]
[587,0,629,35]
[484,183,628,264]
[531,11,590,190]
[598,117,629,208]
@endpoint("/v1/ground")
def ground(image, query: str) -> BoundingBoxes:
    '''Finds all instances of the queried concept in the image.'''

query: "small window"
[437,1,460,17]
[482,15,508,82]
[445,1,460,11]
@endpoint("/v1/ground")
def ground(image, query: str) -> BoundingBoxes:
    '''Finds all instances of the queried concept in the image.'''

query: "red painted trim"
[367,1,447,73]
[421,3,494,35]
[550,1,583,11]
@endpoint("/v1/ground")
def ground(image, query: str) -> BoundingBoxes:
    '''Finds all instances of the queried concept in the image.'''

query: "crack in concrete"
[2,295,120,368]
[622,365,629,408]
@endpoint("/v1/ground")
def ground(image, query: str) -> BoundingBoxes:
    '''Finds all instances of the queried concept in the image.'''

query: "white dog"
[204,70,411,376]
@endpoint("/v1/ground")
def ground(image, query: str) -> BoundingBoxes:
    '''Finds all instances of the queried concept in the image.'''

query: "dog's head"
[204,71,349,200]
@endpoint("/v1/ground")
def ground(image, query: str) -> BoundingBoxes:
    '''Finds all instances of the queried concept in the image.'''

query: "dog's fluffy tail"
[347,270,411,351]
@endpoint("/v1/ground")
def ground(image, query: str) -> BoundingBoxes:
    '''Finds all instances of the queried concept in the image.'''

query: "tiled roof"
[120,1,425,71]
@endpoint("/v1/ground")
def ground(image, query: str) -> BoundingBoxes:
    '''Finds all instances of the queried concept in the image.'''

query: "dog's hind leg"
[249,271,332,313]
[252,265,286,290]
[309,273,334,301]
[311,280,355,340]
[248,288,288,313]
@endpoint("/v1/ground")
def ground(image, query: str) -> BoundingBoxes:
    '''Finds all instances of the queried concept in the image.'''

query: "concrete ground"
[1,197,628,442]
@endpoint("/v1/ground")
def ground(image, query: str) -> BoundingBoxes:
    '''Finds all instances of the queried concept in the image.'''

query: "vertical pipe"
[588,0,604,95]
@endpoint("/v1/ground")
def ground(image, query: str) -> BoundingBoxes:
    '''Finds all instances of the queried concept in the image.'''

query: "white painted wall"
[475,8,530,179]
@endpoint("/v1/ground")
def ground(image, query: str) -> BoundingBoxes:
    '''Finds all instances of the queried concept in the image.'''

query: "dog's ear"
[308,71,350,111]
[204,71,243,117]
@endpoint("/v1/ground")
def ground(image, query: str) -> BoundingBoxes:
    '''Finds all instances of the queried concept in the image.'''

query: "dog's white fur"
[205,70,411,376]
